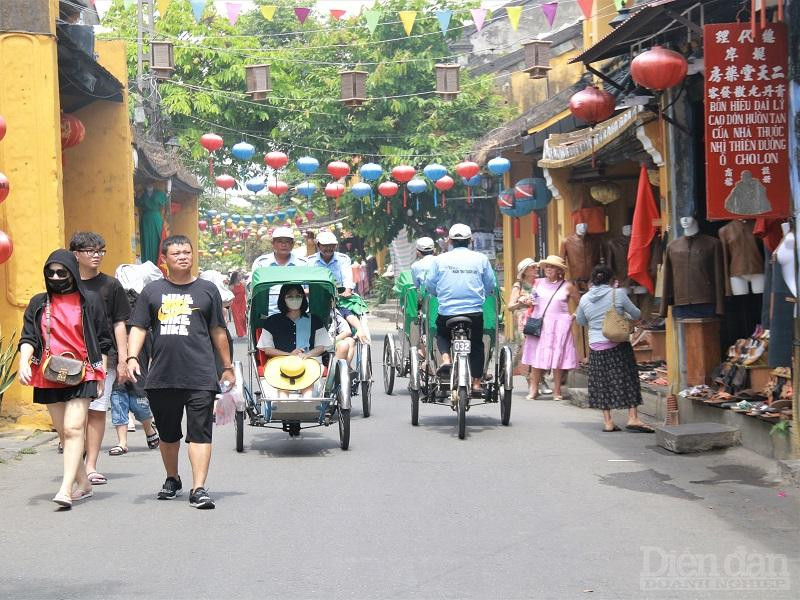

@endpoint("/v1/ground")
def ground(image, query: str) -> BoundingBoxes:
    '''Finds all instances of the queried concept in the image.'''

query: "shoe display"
[189,487,215,509]
[157,476,182,500]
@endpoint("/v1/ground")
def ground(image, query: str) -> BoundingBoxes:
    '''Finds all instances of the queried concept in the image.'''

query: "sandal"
[146,430,160,450]
[87,471,107,485]
[108,445,127,456]
[625,424,655,433]
[603,425,621,432]
[70,489,93,502]
[52,493,72,508]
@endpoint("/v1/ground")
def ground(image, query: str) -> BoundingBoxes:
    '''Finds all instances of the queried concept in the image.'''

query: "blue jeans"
[110,389,153,426]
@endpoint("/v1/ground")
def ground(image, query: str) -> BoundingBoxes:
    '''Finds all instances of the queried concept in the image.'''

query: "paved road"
[0,319,798,599]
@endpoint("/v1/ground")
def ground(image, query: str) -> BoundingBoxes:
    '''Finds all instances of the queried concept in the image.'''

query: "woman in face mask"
[18,249,112,508]
[256,284,332,362]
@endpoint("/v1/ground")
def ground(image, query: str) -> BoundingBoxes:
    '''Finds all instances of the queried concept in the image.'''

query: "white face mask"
[285,297,303,310]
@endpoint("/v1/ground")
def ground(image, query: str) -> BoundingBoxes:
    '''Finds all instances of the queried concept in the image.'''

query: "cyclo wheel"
[361,381,371,418]
[500,383,512,426]
[338,408,351,450]
[235,410,244,452]
[410,389,420,426]
[457,387,468,440]
[382,335,395,395]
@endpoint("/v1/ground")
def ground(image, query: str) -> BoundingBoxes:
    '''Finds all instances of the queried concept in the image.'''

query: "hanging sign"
[704,22,790,220]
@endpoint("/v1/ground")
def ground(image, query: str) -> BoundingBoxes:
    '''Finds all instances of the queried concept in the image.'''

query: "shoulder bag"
[41,300,87,386]
[601,288,634,343]
[523,280,565,337]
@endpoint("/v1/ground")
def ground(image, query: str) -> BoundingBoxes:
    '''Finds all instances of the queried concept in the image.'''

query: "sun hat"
[415,237,435,252]
[537,255,568,272]
[316,231,338,245]
[271,226,294,240]
[516,258,538,280]
[263,355,322,391]
[448,223,472,239]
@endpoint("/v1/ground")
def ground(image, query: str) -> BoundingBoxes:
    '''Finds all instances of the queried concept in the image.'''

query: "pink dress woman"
[521,277,578,370]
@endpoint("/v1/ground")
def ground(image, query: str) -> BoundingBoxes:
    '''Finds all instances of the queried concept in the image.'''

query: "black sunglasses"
[45,268,70,278]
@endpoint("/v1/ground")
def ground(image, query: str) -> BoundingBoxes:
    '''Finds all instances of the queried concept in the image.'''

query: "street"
[0,319,798,600]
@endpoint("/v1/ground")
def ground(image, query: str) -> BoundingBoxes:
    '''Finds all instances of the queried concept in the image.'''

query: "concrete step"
[370,308,398,320]
[655,423,741,454]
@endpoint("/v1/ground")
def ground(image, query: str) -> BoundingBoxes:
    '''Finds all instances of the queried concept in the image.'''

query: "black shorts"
[147,389,215,444]
[33,381,99,404]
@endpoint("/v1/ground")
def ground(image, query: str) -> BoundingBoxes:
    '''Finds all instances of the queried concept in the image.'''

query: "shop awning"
[57,24,124,112]
[537,106,657,170]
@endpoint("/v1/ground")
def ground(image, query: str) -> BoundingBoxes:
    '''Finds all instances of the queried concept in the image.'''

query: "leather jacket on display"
[659,233,725,317]
[559,233,603,282]
[718,220,764,295]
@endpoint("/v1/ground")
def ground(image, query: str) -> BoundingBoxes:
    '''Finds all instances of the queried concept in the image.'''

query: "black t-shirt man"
[82,273,130,364]
[130,278,226,392]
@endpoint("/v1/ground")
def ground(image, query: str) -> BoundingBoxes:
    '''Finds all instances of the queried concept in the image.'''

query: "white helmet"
[271,226,294,240]
[415,237,435,252]
[316,231,338,245]
[448,223,472,240]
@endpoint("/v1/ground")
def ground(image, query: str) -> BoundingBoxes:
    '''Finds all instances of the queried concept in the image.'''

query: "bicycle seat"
[446,316,473,328]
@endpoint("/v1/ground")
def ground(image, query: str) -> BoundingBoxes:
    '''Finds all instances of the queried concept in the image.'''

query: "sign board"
[704,23,790,220]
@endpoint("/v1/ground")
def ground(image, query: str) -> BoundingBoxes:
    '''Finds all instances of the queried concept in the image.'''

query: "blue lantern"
[423,163,447,181]
[296,156,319,175]
[487,156,511,175]
[206,209,218,219]
[462,174,482,187]
[245,177,265,193]
[231,214,241,222]
[276,210,286,221]
[407,178,427,212]
[286,207,297,218]
[254,214,265,224]
[297,181,316,198]
[266,213,276,224]
[231,141,256,161]
[359,163,382,181]
[351,182,372,198]
[220,213,229,220]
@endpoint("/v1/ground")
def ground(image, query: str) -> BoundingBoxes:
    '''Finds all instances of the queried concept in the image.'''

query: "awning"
[537,106,657,169]
[570,0,726,65]
[133,130,203,195]
[57,24,124,112]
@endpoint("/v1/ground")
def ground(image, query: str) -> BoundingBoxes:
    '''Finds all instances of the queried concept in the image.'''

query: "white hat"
[415,237,435,252]
[316,231,338,245]
[516,258,537,280]
[449,223,472,239]
[271,226,294,240]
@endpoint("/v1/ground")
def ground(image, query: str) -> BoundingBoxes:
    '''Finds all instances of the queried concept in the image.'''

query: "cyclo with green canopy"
[408,271,513,439]
[382,270,420,394]
[237,266,352,452]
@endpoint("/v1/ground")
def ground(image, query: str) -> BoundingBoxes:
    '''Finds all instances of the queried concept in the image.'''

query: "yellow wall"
[170,190,200,275]
[507,40,586,114]
[63,40,135,270]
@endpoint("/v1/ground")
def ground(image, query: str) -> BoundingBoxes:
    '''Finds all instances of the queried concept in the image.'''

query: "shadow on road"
[246,429,342,457]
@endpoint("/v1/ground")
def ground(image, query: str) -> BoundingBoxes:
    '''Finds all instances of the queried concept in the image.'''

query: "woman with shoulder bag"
[575,264,653,433]
[17,249,112,508]
[520,256,579,400]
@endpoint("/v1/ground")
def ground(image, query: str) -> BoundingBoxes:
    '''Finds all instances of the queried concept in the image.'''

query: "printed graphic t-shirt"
[130,278,226,391]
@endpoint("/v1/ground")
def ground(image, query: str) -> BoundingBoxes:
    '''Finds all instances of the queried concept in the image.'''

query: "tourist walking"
[575,264,654,433]
[70,231,130,485]
[230,271,247,338]
[521,255,579,400]
[127,235,234,509]
[17,249,111,508]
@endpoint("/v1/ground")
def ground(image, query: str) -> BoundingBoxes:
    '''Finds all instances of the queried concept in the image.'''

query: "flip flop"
[146,430,160,450]
[87,472,107,485]
[625,424,655,433]
[70,489,93,502]
[108,446,127,456]
[52,493,72,508]
[603,425,621,432]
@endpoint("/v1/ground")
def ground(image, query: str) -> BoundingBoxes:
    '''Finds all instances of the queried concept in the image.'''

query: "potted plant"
[0,327,19,415]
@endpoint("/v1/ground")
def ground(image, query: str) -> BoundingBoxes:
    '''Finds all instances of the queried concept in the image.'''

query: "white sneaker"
[127,415,136,432]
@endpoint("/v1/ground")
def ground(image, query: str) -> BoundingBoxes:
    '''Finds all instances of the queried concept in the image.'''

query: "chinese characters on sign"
[704,23,790,220]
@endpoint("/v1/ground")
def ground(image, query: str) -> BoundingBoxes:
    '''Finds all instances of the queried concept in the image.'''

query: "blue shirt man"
[308,231,354,292]
[411,236,436,289]
[251,227,307,315]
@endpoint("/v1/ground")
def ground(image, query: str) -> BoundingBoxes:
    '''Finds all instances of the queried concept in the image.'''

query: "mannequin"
[135,183,167,265]
[605,225,632,286]
[775,222,797,298]
[718,219,765,295]
[660,216,725,318]
[560,222,603,286]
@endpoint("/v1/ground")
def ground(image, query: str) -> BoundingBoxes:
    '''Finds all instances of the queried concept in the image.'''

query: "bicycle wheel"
[382,335,395,395]
[457,386,468,440]
[410,389,420,426]
[235,410,244,452]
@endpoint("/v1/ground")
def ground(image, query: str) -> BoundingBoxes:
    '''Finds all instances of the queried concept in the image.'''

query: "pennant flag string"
[541,2,558,28]
[190,0,205,22]
[295,7,311,25]
[155,0,171,17]
[398,11,417,36]
[94,0,112,21]
[577,0,595,20]
[225,2,242,26]
[436,9,453,36]
[364,9,381,34]
[330,9,346,21]
[506,6,522,31]
[260,5,277,21]
[470,8,488,33]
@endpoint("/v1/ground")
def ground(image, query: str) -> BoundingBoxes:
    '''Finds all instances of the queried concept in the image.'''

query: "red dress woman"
[230,271,247,338]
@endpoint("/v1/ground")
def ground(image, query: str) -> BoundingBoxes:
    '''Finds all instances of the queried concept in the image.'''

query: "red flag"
[156,217,170,277]
[577,0,594,20]
[627,164,660,294]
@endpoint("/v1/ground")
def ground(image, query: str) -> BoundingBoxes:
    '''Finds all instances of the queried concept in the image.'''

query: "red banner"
[704,22,790,220]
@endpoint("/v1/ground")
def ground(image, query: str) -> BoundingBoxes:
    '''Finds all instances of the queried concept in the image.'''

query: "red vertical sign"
[704,22,790,220]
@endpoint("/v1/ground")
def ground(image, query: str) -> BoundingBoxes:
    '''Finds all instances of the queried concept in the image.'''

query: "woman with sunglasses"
[18,249,112,508]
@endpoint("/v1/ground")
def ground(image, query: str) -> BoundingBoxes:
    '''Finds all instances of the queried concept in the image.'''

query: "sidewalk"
[0,428,58,463]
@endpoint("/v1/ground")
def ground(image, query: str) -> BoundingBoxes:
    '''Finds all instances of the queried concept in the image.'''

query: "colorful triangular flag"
[260,5,276,21]
[155,0,171,17]
[506,6,522,31]
[577,0,594,20]
[295,7,311,24]
[470,8,487,32]
[364,10,381,34]
[436,9,453,35]
[225,2,241,26]
[541,2,558,27]
[398,11,416,36]
[190,0,205,22]
[94,0,111,20]
[330,9,346,21]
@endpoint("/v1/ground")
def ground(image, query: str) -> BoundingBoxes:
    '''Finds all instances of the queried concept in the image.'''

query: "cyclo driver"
[425,224,495,395]
[309,231,368,343]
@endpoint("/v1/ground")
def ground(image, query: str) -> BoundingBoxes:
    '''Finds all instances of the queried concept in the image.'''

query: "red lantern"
[225,227,235,239]
[378,181,399,215]
[170,201,181,215]
[240,229,251,240]
[327,161,350,180]
[268,180,289,196]
[455,161,480,180]
[198,220,208,232]
[631,46,688,91]
[0,115,6,141]
[305,210,314,222]
[0,230,12,264]
[434,175,454,207]
[391,165,416,209]
[60,113,85,150]
[0,172,8,204]
[568,86,615,125]
[265,151,289,170]
[200,133,223,177]
[324,182,345,198]
[294,215,303,226]
[215,174,236,191]
[212,224,222,235]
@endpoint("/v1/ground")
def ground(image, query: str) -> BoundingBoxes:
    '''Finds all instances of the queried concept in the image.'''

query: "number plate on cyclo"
[452,339,471,353]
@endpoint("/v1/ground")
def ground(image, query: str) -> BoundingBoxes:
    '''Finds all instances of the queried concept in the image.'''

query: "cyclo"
[335,291,374,418]
[382,270,419,395]
[408,278,513,439]
[236,266,352,452]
